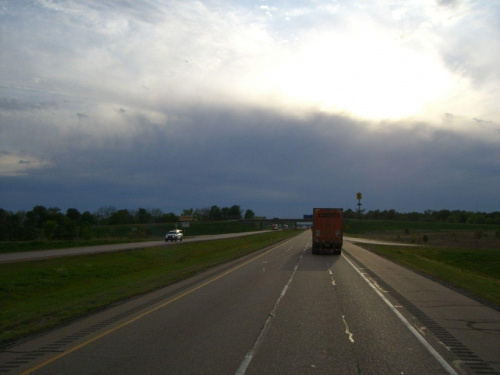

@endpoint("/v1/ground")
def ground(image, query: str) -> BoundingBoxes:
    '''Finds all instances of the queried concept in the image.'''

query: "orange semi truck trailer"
[312,208,343,255]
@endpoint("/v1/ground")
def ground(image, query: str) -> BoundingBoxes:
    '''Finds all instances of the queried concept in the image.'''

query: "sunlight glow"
[260,29,455,121]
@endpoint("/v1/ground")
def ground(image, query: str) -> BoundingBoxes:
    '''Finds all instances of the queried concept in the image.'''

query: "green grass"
[344,219,499,235]
[0,221,262,253]
[0,238,152,254]
[361,244,500,307]
[0,230,299,346]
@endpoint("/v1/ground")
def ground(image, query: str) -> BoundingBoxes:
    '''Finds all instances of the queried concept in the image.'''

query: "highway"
[1,231,498,374]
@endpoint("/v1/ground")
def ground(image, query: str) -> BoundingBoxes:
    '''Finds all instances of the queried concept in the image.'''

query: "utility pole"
[356,192,362,218]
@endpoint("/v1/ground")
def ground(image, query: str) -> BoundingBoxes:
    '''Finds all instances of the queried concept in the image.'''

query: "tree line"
[344,208,500,225]
[0,205,256,241]
[1,205,498,241]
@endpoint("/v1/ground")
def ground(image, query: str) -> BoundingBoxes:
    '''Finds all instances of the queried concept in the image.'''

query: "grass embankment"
[0,221,263,254]
[357,244,500,307]
[0,238,148,254]
[345,219,500,248]
[0,230,298,346]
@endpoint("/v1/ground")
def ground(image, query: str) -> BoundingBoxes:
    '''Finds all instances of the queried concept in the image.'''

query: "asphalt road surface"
[1,231,498,374]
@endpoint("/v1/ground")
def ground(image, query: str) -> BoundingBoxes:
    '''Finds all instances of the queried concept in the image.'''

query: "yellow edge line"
[21,237,295,374]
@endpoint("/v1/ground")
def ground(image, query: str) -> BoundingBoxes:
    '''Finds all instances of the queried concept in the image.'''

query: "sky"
[1,0,499,218]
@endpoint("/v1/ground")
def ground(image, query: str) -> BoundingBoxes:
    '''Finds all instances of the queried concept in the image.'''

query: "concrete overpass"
[239,218,313,228]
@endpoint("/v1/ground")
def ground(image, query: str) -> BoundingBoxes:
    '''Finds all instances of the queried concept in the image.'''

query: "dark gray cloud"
[0,104,498,216]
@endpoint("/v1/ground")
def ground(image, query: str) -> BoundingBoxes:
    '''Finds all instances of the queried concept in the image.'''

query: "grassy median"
[359,244,500,307]
[0,230,299,346]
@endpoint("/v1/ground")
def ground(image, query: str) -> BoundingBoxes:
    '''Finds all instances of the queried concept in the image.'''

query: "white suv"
[165,229,183,242]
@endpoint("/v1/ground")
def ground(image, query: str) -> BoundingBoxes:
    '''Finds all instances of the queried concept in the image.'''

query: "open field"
[345,219,500,249]
[0,230,298,347]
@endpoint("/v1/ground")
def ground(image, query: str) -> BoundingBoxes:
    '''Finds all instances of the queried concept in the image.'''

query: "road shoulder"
[343,241,500,375]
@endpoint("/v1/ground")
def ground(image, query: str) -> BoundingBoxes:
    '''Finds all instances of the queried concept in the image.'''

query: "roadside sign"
[357,192,362,200]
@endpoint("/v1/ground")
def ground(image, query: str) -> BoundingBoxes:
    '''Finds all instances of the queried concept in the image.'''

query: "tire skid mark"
[342,315,355,343]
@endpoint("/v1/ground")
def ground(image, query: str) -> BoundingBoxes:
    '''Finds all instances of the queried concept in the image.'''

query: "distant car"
[165,229,183,242]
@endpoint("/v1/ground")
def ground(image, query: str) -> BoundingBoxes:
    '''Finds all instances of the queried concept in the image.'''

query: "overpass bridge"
[239,218,313,228]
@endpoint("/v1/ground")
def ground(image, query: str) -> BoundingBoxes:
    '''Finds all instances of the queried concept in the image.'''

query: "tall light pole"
[357,192,362,218]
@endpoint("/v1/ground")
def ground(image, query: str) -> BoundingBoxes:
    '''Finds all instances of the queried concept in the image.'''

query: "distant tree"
[78,211,95,240]
[3,210,36,241]
[43,220,58,240]
[26,205,48,228]
[66,208,81,223]
[209,205,222,220]
[228,205,242,220]
[181,208,194,216]
[94,206,117,224]
[80,211,96,226]
[406,212,421,222]
[221,207,230,220]
[446,215,458,223]
[434,209,451,222]
[150,208,163,222]
[46,207,63,222]
[194,207,210,221]
[423,210,436,222]
[159,212,178,222]
[0,209,24,240]
[344,209,355,219]
[128,208,138,219]
[136,208,152,224]
[244,209,255,220]
[386,209,397,220]
[58,216,78,239]
[449,210,467,223]
[108,209,134,225]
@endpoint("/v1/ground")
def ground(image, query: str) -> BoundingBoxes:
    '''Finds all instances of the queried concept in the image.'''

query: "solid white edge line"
[342,254,458,375]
